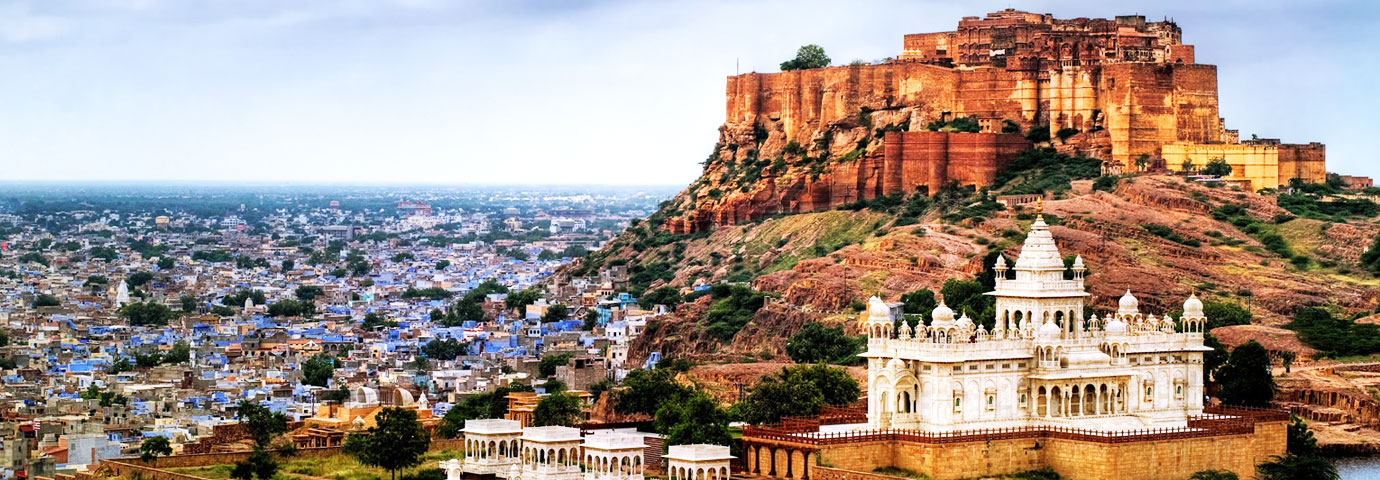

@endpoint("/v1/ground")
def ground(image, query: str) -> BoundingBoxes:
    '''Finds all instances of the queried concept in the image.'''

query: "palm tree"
[1255,454,1338,480]
[1189,470,1237,480]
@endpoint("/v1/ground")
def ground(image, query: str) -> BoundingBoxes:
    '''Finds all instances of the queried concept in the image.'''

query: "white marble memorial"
[862,209,1212,432]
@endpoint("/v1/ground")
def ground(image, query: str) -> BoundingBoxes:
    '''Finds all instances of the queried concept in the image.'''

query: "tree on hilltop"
[781,44,830,71]
[1202,158,1233,177]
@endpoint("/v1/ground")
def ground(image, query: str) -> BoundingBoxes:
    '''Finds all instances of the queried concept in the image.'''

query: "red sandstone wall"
[1279,143,1327,184]
[725,63,959,142]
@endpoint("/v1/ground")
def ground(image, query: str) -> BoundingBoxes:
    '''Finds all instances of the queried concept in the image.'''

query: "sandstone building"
[719,9,1324,196]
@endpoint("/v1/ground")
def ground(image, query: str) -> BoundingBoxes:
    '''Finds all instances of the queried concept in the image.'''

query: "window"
[953,396,963,413]
[1175,384,1184,400]
[1019,393,1028,408]
[986,394,996,411]
[1002,363,1012,369]
[1144,386,1154,402]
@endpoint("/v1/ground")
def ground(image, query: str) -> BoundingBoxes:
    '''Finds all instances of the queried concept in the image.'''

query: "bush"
[786,323,864,365]
[1025,125,1050,143]
[702,285,769,341]
[1289,307,1380,358]
[992,147,1101,195]
[1055,127,1079,143]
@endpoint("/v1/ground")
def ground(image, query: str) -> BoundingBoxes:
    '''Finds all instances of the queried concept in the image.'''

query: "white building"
[460,419,523,478]
[580,432,646,480]
[861,213,1211,432]
[517,426,583,480]
[664,444,732,480]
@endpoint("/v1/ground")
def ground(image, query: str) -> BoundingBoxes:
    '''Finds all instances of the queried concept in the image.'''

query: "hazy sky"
[1,0,1376,185]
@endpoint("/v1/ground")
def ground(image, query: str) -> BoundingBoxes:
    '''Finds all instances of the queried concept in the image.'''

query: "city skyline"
[1,0,1374,185]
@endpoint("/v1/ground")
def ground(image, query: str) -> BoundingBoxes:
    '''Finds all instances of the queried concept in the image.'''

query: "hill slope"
[563,172,1378,363]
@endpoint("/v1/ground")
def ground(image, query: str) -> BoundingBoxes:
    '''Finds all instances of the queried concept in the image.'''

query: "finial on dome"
[1035,197,1044,216]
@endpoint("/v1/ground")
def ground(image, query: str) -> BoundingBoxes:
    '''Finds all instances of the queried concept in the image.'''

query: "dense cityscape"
[0,184,682,477]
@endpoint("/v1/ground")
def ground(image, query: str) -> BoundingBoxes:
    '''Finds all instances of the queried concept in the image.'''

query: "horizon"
[1,0,1376,185]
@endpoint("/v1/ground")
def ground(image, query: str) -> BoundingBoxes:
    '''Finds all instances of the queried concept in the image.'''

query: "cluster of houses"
[0,199,672,479]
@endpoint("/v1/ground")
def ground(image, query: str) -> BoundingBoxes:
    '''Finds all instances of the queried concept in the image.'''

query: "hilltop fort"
[668,9,1326,233]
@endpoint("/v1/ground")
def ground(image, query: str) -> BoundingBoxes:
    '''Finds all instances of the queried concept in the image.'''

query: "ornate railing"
[741,405,1287,446]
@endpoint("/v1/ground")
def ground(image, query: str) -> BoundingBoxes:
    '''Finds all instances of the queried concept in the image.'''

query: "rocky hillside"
[563,171,1379,364]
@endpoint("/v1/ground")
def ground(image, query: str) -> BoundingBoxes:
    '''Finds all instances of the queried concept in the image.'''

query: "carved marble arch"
[893,376,918,413]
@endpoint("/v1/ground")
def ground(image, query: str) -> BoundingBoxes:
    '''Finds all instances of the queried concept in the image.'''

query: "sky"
[0,0,1377,186]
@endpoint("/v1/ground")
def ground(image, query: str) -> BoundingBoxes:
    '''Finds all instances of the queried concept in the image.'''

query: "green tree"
[1202,158,1233,177]
[785,323,864,365]
[127,271,154,287]
[281,259,295,271]
[641,286,683,308]
[505,288,541,312]
[163,341,191,364]
[295,285,325,302]
[1216,340,1276,408]
[1182,158,1196,172]
[435,384,534,438]
[1188,471,1237,480]
[735,364,859,425]
[532,393,583,427]
[435,260,450,270]
[654,393,732,446]
[302,354,336,387]
[1360,232,1380,275]
[780,44,830,71]
[1287,415,1320,457]
[583,310,599,331]
[180,294,197,312]
[108,356,133,374]
[223,289,267,307]
[344,407,432,480]
[231,447,280,480]
[614,368,693,416]
[539,353,574,377]
[267,298,313,317]
[139,436,173,464]
[1204,333,1229,383]
[1135,154,1152,172]
[542,304,569,322]
[237,400,289,448]
[157,257,176,270]
[119,302,175,326]
[33,294,61,307]
[900,289,937,316]
[1255,454,1338,480]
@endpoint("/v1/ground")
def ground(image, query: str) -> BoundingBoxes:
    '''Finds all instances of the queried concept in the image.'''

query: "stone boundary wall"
[808,420,1286,480]
[811,466,910,480]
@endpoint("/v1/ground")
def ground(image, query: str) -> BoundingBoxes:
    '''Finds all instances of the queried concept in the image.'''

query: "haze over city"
[0,0,1376,185]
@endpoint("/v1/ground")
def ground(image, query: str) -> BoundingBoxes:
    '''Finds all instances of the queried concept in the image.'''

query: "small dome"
[932,300,955,325]
[995,255,1007,268]
[1073,255,1085,268]
[1038,319,1061,339]
[1183,293,1204,318]
[1117,290,1139,315]
[1105,317,1127,335]
[867,296,890,318]
[956,312,974,329]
